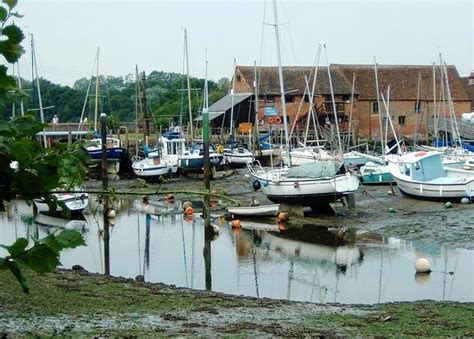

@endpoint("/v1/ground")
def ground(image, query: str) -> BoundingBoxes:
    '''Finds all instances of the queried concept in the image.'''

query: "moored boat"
[227,204,280,217]
[388,151,474,201]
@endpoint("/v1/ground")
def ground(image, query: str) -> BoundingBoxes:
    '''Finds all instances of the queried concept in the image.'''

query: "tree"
[0,0,86,293]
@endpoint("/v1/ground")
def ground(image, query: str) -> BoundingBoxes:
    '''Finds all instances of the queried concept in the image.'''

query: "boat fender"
[293,181,299,188]
[252,179,261,191]
[262,181,269,187]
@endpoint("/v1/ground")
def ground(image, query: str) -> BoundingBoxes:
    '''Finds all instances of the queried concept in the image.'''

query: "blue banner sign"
[264,106,277,116]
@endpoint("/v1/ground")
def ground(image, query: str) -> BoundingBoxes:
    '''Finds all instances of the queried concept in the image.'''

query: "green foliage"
[0,230,85,293]
[106,114,121,134]
[0,0,25,111]
[0,115,90,209]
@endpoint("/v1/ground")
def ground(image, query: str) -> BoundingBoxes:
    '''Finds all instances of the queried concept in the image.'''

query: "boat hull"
[250,169,359,206]
[227,204,280,217]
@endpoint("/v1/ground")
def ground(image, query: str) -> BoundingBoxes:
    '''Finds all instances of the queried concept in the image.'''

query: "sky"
[9,0,474,86]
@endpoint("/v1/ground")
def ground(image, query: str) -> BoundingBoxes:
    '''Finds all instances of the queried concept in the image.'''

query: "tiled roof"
[334,64,469,101]
[236,66,354,96]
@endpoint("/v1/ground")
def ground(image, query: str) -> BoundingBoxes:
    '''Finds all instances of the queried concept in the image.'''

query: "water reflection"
[0,197,472,304]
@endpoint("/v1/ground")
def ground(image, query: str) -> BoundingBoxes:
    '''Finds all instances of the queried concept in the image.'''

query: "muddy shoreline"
[1,168,472,336]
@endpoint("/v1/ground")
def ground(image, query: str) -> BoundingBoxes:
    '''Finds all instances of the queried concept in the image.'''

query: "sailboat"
[247,1,359,211]
[359,61,395,185]
[177,30,223,175]
[83,48,127,173]
[223,59,255,166]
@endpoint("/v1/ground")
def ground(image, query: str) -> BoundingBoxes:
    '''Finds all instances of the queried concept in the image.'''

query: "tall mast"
[31,34,47,148]
[432,62,437,144]
[253,60,260,141]
[272,0,291,164]
[94,47,100,131]
[16,63,24,116]
[229,58,236,140]
[184,29,194,139]
[325,46,342,153]
[374,58,384,157]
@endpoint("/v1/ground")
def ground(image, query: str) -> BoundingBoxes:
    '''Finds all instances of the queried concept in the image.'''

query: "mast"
[374,58,384,157]
[94,47,100,132]
[229,58,236,140]
[184,29,194,139]
[272,0,291,165]
[325,46,342,153]
[442,62,462,146]
[347,73,356,149]
[253,60,260,144]
[432,62,437,144]
[16,62,24,116]
[31,34,47,148]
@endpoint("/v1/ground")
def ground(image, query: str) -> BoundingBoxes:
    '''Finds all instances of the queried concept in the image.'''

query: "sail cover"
[286,161,343,178]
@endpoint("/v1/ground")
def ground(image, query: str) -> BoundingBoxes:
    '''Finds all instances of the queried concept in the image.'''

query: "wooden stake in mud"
[202,50,212,291]
[101,113,110,275]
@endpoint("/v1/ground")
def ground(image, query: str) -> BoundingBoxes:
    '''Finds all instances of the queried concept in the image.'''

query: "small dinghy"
[227,204,280,217]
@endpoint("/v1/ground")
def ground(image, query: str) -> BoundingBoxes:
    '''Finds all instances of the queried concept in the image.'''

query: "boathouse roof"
[235,66,355,96]
[334,64,470,101]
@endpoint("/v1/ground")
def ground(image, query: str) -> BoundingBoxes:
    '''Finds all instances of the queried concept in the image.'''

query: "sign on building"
[264,106,278,116]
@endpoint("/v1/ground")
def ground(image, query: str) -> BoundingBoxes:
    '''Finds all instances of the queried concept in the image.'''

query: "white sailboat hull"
[250,167,360,205]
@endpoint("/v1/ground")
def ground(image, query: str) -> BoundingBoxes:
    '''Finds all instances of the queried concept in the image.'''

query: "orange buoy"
[278,221,287,231]
[230,219,241,228]
[268,116,275,124]
[184,206,194,215]
[278,212,289,221]
[232,227,241,235]
[274,116,282,124]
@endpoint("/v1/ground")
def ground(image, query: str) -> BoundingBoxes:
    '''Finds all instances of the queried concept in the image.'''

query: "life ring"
[414,151,427,157]
[268,116,275,124]
[274,116,282,124]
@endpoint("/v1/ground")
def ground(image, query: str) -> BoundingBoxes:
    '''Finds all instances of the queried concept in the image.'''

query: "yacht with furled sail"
[247,1,359,212]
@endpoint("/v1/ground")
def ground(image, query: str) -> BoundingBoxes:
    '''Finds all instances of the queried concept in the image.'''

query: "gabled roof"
[236,66,354,96]
[335,64,469,101]
[194,93,252,121]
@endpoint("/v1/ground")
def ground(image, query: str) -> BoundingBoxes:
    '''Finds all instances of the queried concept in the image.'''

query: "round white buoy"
[415,258,431,273]
[387,191,393,196]
[183,201,193,210]
[107,209,116,218]
[461,197,470,204]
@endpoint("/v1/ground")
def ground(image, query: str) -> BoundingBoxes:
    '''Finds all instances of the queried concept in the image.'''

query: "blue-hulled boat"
[179,143,224,174]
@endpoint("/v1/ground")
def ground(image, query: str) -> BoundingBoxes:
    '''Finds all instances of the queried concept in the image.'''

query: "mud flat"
[0,269,473,337]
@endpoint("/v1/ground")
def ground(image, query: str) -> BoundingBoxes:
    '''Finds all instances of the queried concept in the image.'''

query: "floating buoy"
[230,219,241,228]
[107,209,116,218]
[278,212,289,221]
[183,201,193,210]
[461,197,471,204]
[415,258,431,273]
[444,201,453,209]
[387,191,393,196]
[184,206,194,215]
[166,193,174,201]
[388,207,396,213]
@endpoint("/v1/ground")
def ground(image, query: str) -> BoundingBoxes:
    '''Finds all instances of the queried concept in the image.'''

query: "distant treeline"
[3,71,230,128]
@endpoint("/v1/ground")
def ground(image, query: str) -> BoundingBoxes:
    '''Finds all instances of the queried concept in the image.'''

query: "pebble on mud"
[444,201,453,209]
[388,207,396,213]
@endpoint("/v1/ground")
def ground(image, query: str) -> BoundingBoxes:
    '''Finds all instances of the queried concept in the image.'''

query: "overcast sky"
[11,0,474,86]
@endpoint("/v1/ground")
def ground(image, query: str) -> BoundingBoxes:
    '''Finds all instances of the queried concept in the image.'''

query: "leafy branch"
[0,230,85,293]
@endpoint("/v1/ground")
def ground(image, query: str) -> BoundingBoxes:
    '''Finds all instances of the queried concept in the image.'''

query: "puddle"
[1,198,472,304]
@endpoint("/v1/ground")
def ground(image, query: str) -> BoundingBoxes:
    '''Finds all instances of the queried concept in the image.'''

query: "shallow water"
[1,197,472,304]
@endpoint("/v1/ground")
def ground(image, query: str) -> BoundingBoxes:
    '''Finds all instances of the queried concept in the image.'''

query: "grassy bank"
[1,269,472,336]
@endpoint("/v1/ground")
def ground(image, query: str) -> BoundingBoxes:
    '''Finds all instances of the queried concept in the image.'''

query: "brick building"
[461,72,474,111]
[204,64,470,142]
[335,64,471,141]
